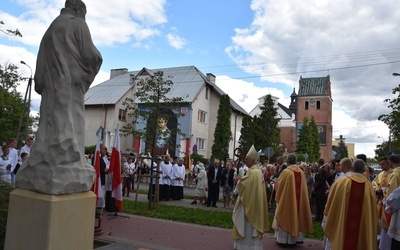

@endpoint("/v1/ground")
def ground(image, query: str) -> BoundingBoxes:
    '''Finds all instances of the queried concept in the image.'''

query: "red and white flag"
[109,123,123,212]
[91,128,103,206]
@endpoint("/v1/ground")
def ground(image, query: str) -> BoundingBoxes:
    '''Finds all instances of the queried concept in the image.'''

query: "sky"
[0,0,397,159]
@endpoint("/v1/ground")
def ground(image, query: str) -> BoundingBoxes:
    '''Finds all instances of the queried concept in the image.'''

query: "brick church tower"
[292,75,333,161]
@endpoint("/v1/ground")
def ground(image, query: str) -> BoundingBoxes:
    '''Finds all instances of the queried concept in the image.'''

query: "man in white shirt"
[160,154,173,201]
[20,137,34,158]
[122,157,136,197]
[171,158,185,200]
[8,138,19,186]
[333,160,344,181]
[148,155,162,202]
[0,146,13,185]
[339,158,352,176]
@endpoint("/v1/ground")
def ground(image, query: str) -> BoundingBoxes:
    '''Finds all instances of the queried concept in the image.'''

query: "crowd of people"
[230,150,400,250]
[159,148,399,250]
[0,137,33,187]
[3,137,400,249]
[90,147,189,208]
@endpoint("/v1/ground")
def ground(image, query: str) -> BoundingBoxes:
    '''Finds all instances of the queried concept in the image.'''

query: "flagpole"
[108,124,128,220]
[93,126,104,235]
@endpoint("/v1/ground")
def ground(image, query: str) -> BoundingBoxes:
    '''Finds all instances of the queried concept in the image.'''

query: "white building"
[84,66,248,159]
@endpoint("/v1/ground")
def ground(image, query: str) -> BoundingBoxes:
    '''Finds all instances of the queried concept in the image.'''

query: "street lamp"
[16,60,33,143]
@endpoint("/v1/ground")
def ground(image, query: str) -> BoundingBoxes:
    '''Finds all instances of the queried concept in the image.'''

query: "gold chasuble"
[384,167,400,228]
[372,169,392,229]
[273,165,313,237]
[324,174,377,250]
[232,164,269,240]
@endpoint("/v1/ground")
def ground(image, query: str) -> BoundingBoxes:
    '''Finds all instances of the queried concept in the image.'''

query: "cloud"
[215,75,288,113]
[215,75,388,158]
[332,107,389,157]
[238,93,248,103]
[1,0,392,158]
[166,33,187,49]
[0,0,170,104]
[226,0,400,121]
[0,44,38,97]
[92,69,110,87]
[0,0,168,47]
[88,0,168,46]
[223,0,399,157]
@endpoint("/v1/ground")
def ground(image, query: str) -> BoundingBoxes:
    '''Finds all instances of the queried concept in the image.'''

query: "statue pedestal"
[5,189,96,250]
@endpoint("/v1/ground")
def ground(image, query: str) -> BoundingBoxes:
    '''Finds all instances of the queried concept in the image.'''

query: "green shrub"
[188,153,209,165]
[85,145,96,155]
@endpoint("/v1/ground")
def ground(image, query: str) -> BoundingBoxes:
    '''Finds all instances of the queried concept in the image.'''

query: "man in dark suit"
[313,158,329,221]
[206,158,222,207]
[274,156,287,179]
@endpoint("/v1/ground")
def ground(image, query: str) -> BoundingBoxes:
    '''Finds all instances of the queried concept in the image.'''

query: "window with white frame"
[198,110,207,123]
[196,138,206,150]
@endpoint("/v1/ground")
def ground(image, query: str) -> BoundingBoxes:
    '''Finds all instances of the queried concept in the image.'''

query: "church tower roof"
[298,75,331,97]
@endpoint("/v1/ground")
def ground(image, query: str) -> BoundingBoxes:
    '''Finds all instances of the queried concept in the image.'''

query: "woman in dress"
[191,163,207,205]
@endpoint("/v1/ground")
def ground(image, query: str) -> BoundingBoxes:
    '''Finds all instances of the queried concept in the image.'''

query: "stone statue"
[16,0,102,195]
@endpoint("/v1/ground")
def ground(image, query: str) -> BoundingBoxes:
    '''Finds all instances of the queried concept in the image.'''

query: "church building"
[292,75,333,161]
[250,75,333,161]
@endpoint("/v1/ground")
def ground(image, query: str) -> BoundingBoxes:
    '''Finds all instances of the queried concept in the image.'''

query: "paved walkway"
[95,183,323,249]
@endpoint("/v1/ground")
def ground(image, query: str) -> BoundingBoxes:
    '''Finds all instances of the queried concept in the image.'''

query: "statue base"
[5,189,96,250]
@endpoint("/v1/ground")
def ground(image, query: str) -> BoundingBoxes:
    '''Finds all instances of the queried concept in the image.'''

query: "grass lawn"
[122,200,324,240]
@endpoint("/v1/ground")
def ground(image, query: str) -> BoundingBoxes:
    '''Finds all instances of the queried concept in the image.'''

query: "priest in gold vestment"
[272,153,313,245]
[232,145,269,249]
[381,154,400,250]
[372,158,392,233]
[323,159,377,250]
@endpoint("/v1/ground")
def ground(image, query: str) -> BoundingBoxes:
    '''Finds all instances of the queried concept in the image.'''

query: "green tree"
[188,153,208,165]
[378,84,400,155]
[122,70,187,210]
[308,116,321,162]
[334,136,348,161]
[211,94,232,161]
[253,94,281,162]
[296,153,306,162]
[0,63,30,145]
[375,141,392,160]
[237,115,255,161]
[296,116,320,162]
[296,117,310,156]
[122,71,186,155]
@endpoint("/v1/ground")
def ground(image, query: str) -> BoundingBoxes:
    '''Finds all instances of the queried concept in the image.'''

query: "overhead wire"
[197,47,400,79]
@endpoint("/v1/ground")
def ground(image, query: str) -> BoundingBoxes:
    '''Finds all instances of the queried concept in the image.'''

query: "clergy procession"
[231,147,400,250]
[89,142,400,249]
[3,136,400,249]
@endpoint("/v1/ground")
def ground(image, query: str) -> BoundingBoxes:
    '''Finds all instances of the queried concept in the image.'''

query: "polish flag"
[91,128,103,206]
[109,124,123,212]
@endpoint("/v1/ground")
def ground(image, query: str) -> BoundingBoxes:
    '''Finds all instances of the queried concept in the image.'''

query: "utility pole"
[16,61,33,144]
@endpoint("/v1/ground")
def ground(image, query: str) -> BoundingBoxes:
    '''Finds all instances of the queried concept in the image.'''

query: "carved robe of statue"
[17,2,102,195]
